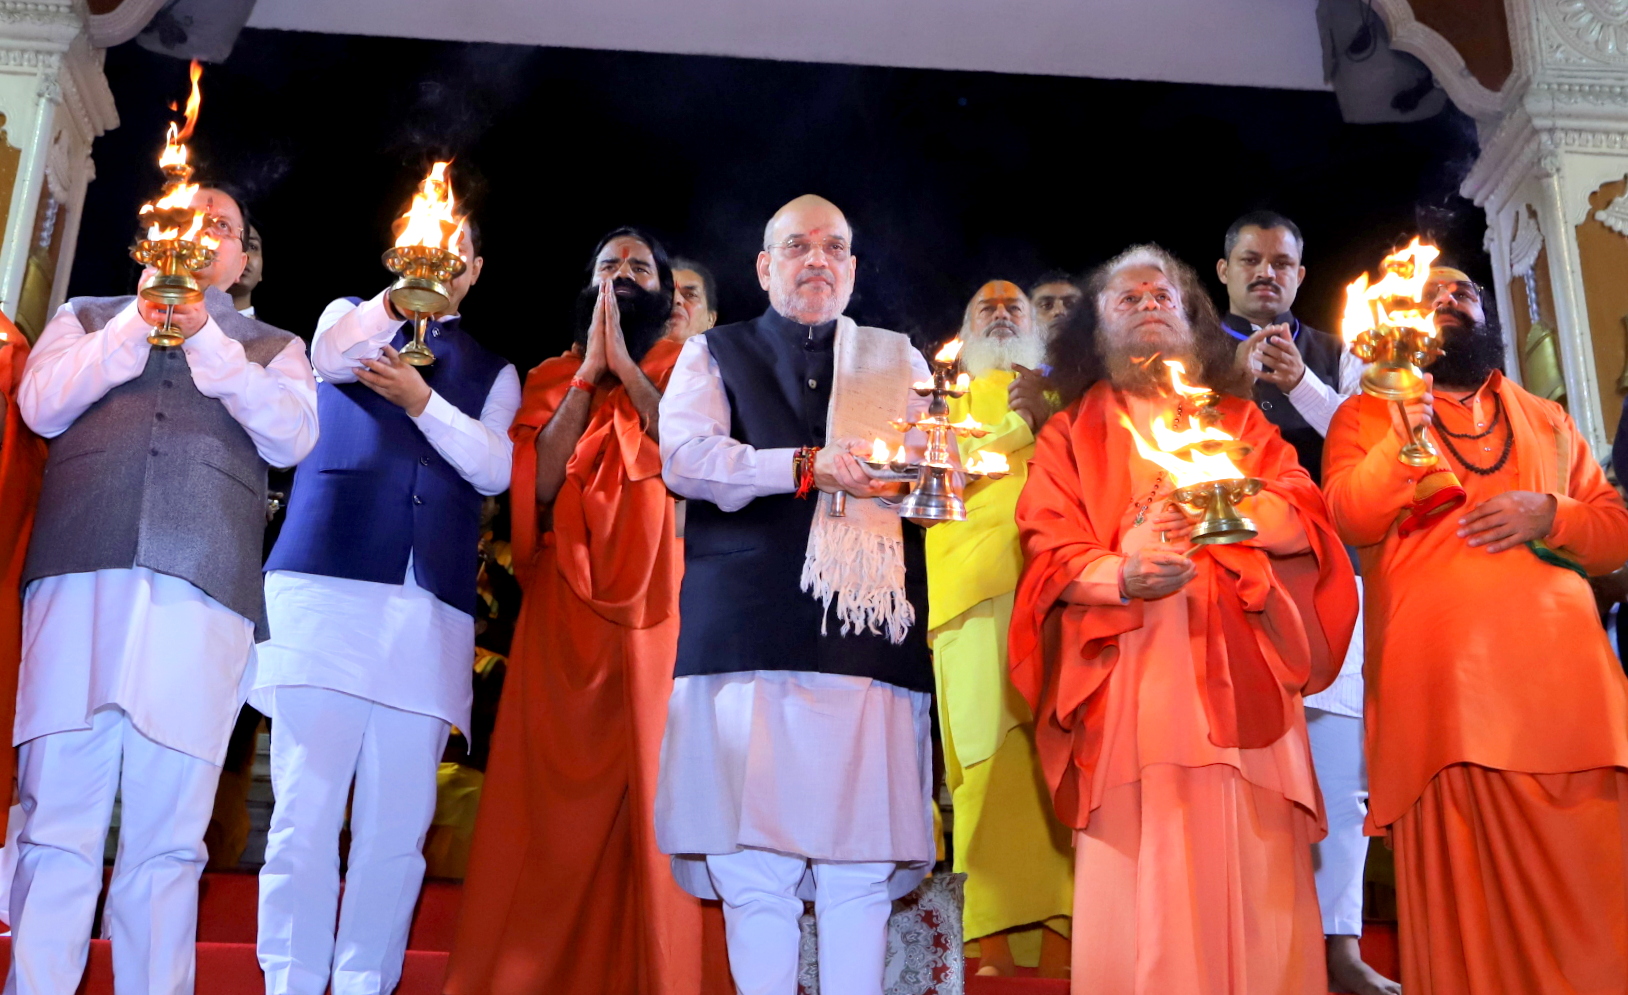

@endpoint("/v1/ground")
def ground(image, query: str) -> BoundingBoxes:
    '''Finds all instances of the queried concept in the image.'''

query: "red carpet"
[0,872,1399,993]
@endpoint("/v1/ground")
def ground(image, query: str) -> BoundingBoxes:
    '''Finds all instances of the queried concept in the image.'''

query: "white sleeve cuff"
[754,447,797,495]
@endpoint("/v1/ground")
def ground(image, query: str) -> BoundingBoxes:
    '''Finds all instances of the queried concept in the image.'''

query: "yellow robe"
[926,370,1073,959]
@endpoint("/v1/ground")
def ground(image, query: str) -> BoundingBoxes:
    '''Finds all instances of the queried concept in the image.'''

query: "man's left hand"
[1458,490,1557,553]
[1009,364,1055,433]
[356,344,433,416]
[1250,323,1305,390]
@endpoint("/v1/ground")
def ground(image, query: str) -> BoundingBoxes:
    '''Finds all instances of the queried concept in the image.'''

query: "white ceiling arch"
[246,0,1330,91]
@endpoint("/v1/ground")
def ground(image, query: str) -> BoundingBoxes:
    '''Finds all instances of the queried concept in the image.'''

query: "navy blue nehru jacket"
[265,306,507,616]
[1222,311,1344,485]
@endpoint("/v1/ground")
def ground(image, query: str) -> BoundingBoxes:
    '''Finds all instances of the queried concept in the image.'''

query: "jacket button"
[162,380,174,388]
[150,448,159,456]
[807,378,818,389]
[420,456,431,466]
[1261,400,1274,411]
[413,495,423,505]
[154,412,166,421]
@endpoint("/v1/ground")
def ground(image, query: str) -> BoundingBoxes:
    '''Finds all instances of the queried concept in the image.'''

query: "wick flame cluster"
[1341,237,1441,343]
[1121,413,1246,490]
[394,162,466,253]
[869,439,906,464]
[141,60,207,244]
[934,338,964,364]
[1164,360,1214,400]
[964,450,1009,474]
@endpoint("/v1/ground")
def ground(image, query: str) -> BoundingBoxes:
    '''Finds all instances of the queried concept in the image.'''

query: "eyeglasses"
[764,237,851,262]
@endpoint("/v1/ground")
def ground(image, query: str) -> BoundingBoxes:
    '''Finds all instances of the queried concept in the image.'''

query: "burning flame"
[935,338,964,364]
[953,372,971,393]
[1164,360,1213,400]
[870,438,896,463]
[1341,237,1442,343]
[965,450,1009,475]
[139,60,208,244]
[1121,413,1246,490]
[394,161,465,254]
[950,414,985,432]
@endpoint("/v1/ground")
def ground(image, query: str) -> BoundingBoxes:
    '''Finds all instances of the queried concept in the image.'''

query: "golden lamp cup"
[1349,325,1443,467]
[382,243,467,367]
[131,230,215,348]
[1170,477,1264,545]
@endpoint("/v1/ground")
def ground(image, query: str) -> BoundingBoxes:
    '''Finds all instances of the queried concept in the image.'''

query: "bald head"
[961,279,1045,378]
[757,194,857,325]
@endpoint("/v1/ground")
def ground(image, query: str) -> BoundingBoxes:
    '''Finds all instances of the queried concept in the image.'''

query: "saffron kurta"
[446,339,724,995]
[1323,373,1628,994]
[1011,383,1357,994]
[925,369,1071,951]
[0,324,46,837]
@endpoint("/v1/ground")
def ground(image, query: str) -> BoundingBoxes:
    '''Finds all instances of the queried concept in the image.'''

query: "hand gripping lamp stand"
[381,161,468,367]
[835,338,1011,521]
[129,61,213,348]
[1342,238,1446,467]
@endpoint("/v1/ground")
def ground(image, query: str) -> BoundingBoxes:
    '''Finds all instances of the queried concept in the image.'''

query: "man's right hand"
[1387,373,1434,446]
[137,297,208,338]
[1120,543,1196,600]
[578,279,613,383]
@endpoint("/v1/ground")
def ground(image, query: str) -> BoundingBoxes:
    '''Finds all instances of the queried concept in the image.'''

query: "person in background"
[230,223,264,317]
[1028,271,1082,339]
[668,257,719,342]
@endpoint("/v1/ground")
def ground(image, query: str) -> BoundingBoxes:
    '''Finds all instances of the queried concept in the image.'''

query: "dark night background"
[68,28,1487,372]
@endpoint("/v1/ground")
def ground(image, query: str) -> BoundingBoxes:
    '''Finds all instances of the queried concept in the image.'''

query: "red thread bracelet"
[794,446,820,499]
[568,376,595,394]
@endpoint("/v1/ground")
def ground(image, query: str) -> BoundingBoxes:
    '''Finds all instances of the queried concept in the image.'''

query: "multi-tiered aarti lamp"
[129,60,214,348]
[1126,361,1263,546]
[1341,238,1444,467]
[382,161,467,367]
[843,338,1010,522]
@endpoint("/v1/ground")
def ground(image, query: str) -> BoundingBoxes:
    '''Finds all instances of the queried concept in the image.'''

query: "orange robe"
[446,340,726,995]
[1010,383,1357,995]
[0,325,46,835]
[1323,372,1628,994]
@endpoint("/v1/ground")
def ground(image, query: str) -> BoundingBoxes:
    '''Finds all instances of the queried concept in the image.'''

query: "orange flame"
[394,161,465,253]
[965,450,1009,474]
[1164,360,1213,400]
[953,372,971,393]
[1120,412,1246,490]
[1340,237,1442,344]
[935,338,964,364]
[139,60,209,244]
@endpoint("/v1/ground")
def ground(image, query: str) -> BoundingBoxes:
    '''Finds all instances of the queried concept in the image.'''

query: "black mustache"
[1249,279,1281,292]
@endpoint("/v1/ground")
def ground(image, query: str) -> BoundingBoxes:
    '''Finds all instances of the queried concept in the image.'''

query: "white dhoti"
[655,670,935,995]
[6,568,254,995]
[251,565,466,995]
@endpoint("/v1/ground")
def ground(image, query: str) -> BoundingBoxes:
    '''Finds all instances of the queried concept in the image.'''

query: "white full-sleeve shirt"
[15,298,320,764]
[253,291,521,732]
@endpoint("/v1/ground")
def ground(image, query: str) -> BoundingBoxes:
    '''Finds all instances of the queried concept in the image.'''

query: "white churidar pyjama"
[4,708,220,995]
[705,849,895,995]
[1306,708,1367,936]
[256,686,449,995]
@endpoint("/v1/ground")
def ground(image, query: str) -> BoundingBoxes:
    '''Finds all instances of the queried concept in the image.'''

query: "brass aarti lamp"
[1342,238,1444,467]
[1132,361,1264,546]
[382,161,468,367]
[129,60,213,348]
[839,338,1009,522]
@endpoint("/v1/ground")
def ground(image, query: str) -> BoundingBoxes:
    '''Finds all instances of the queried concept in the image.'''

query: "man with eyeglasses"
[253,215,519,995]
[655,194,936,995]
[7,183,318,994]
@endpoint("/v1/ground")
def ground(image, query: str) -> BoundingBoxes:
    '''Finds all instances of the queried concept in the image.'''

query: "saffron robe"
[1323,373,1628,994]
[1010,383,1357,993]
[446,339,727,995]
[0,325,45,836]
[925,369,1071,953]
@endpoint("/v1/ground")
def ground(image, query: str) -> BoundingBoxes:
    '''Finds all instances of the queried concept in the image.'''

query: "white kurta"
[655,330,935,900]
[250,292,519,730]
[15,300,319,765]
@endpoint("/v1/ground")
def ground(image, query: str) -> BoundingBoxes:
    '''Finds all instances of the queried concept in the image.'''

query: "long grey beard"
[962,331,1047,379]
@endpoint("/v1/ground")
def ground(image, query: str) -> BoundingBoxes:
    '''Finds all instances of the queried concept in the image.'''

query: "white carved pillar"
[0,1,116,335]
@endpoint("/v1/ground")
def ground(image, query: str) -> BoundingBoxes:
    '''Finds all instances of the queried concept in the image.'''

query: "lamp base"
[898,466,966,522]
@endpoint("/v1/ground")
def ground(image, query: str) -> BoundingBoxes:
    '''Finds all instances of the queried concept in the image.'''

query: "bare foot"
[1037,924,1072,979]
[974,932,1015,977]
[1327,934,1401,995]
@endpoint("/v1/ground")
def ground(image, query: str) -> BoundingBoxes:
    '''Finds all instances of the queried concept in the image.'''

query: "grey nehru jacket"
[22,287,297,640]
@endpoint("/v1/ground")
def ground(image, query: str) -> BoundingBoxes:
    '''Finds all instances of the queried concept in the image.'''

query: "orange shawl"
[0,326,46,833]
[1009,382,1357,828]
[509,339,681,628]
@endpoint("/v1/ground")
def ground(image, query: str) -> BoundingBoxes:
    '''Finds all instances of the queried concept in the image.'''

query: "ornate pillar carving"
[0,1,116,337]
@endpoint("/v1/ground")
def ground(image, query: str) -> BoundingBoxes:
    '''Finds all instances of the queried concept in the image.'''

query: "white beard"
[961,330,1047,379]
